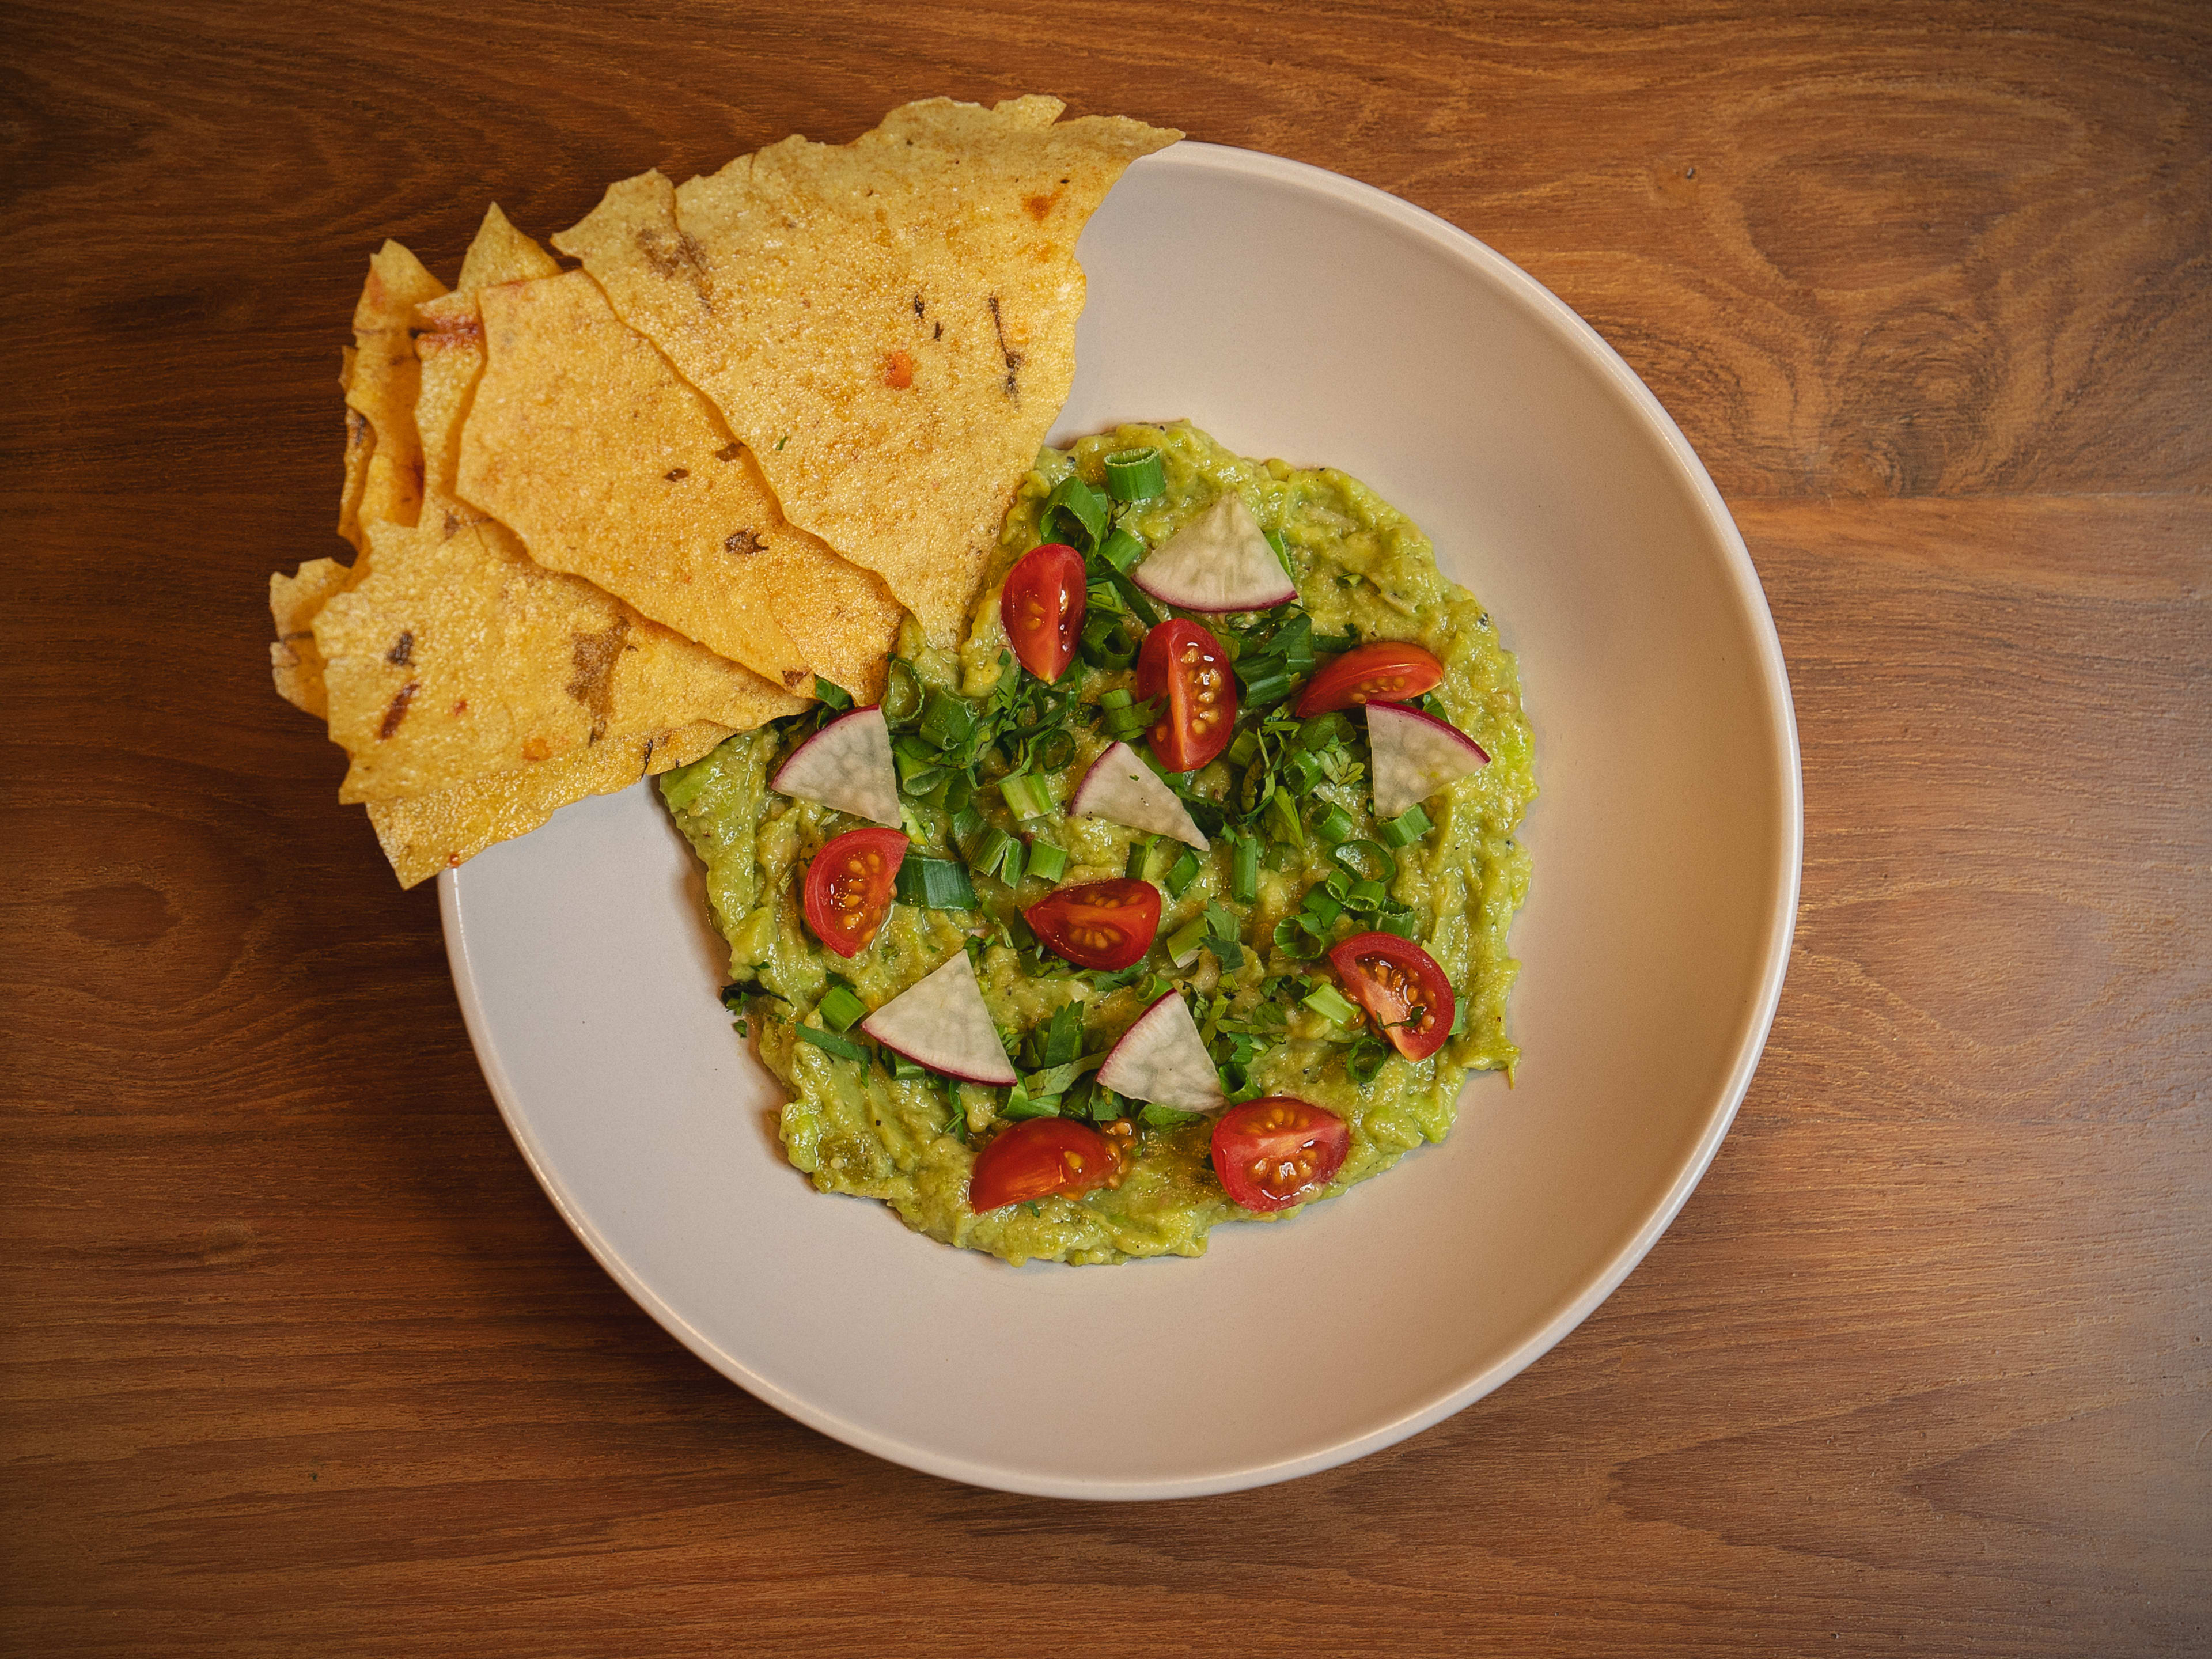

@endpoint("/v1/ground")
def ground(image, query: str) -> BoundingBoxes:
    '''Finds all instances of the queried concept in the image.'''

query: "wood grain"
[3,2,2206,1654]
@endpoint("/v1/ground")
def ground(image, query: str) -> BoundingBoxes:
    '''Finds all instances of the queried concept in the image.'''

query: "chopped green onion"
[1314,804,1357,844]
[1374,908,1423,940]
[1165,914,1208,968]
[1240,670,1298,707]
[1450,997,1469,1037]
[1332,839,1398,884]
[1124,834,1155,880]
[1028,840,1068,885]
[919,686,976,753]
[971,827,1016,881]
[1103,446,1166,502]
[998,838,1027,889]
[1165,847,1202,898]
[1379,804,1434,847]
[1344,878,1389,912]
[1301,886,1345,927]
[889,1050,929,1081]
[1043,474,1109,550]
[950,804,986,857]
[813,677,854,711]
[1098,524,1146,571]
[1103,696,1158,741]
[1347,1036,1390,1084]
[894,856,976,910]
[1000,771,1053,820]
[818,984,868,1033]
[1231,835,1260,904]
[1303,983,1360,1024]
[940,772,973,815]
[1141,1103,1203,1129]
[1262,527,1294,577]
[796,1024,869,1063]
[881,660,923,726]
[1225,729,1262,768]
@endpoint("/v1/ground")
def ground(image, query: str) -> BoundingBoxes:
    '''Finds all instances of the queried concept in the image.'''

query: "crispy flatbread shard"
[337,347,373,551]
[270,558,354,718]
[555,95,1179,645]
[346,240,448,543]
[459,270,901,697]
[416,204,560,507]
[368,721,731,887]
[317,514,806,804]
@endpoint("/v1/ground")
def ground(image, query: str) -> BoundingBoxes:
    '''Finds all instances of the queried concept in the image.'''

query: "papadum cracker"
[556,96,1177,645]
[459,270,900,696]
[270,558,354,718]
[344,241,447,546]
[317,514,805,804]
[415,204,559,508]
[369,719,731,887]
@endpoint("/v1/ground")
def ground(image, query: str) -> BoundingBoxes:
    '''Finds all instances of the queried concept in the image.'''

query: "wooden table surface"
[6,2,2207,1653]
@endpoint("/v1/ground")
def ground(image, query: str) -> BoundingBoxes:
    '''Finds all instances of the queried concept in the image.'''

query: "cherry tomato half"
[1024,878,1162,971]
[801,827,908,957]
[1210,1097,1350,1212]
[1135,617,1237,772]
[1326,932,1456,1062]
[1293,639,1445,717]
[1000,542,1087,683]
[969,1117,1119,1212]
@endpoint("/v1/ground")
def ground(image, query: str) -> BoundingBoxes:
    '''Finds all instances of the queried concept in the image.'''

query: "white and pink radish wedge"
[771,706,901,826]
[1366,701,1490,818]
[1069,741,1209,849]
[859,950,1017,1086]
[1095,991,1225,1113]
[1132,491,1298,613]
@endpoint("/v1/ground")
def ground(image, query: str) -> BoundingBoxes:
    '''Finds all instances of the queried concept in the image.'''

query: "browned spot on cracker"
[565,616,631,743]
[987,294,1023,399]
[714,442,743,463]
[378,682,418,739]
[385,630,414,666]
[882,349,914,389]
[522,736,551,763]
[664,467,689,481]
[781,666,809,689]
[725,528,766,556]
[1024,191,1058,221]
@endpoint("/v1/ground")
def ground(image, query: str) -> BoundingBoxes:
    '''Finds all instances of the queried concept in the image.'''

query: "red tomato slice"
[1000,542,1087,683]
[970,1117,1119,1212]
[1210,1097,1349,1212]
[1293,640,1445,717]
[1024,878,1162,971]
[801,828,908,957]
[1326,932,1456,1062]
[1135,617,1237,772]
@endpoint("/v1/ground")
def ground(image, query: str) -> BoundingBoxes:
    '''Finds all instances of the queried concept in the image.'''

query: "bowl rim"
[440,139,1804,1501]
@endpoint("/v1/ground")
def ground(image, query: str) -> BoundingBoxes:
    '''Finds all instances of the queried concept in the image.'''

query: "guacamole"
[662,423,1534,1264]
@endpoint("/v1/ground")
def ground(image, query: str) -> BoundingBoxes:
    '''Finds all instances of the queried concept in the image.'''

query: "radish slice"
[1368,700,1490,817]
[771,706,900,826]
[1096,992,1225,1113]
[859,950,1017,1085]
[1069,741,1208,849]
[1132,491,1297,613]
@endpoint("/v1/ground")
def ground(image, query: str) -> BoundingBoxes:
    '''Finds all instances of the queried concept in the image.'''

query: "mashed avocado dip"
[662,423,1533,1264]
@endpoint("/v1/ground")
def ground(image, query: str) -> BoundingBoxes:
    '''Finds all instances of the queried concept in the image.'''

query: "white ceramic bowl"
[441,143,1801,1499]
